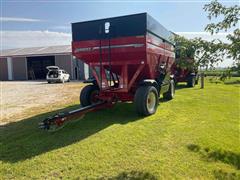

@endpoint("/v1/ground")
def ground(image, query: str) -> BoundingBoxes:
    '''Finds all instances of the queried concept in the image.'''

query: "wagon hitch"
[39,101,107,132]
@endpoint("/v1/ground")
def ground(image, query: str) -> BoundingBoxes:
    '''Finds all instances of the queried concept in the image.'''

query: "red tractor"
[40,13,176,131]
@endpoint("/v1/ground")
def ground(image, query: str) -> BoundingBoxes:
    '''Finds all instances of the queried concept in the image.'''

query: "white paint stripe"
[74,43,144,53]
[147,43,175,54]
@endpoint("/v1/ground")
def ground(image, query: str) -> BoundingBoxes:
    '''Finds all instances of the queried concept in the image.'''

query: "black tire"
[187,76,196,87]
[134,86,159,116]
[163,79,175,100]
[80,85,99,107]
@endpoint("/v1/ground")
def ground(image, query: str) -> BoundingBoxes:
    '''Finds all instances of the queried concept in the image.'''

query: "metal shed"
[0,45,89,81]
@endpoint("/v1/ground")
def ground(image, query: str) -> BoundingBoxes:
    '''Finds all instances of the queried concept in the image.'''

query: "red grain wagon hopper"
[40,13,176,131]
[174,59,199,87]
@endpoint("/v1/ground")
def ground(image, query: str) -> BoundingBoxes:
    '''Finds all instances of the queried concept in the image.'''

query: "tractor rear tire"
[134,86,159,116]
[163,79,175,100]
[80,85,99,107]
[187,76,196,87]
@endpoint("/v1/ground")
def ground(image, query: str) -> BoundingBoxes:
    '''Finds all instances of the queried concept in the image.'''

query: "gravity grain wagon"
[40,13,176,131]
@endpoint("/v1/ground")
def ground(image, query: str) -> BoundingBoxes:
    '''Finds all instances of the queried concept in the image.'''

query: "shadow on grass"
[208,80,222,84]
[213,169,240,180]
[0,103,141,163]
[208,78,240,85]
[186,144,240,169]
[106,171,158,180]
[224,80,240,85]
[175,84,188,90]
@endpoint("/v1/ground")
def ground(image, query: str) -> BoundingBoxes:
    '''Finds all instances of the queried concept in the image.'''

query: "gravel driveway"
[0,81,84,125]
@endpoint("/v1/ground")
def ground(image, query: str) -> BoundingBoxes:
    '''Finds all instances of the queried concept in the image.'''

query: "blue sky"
[2,0,238,33]
[1,0,239,66]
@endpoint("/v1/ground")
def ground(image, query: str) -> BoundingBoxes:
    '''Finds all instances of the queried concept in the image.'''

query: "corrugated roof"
[0,45,71,57]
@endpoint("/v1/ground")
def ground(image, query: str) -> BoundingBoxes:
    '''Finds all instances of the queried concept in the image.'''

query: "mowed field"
[0,78,239,179]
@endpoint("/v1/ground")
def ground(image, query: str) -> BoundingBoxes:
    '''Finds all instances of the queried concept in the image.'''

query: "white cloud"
[176,32,234,67]
[176,32,231,43]
[0,17,42,22]
[0,30,71,50]
[50,25,71,30]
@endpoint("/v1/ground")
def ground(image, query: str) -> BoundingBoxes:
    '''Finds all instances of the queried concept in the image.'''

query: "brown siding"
[0,58,8,80]
[12,57,27,80]
[55,55,72,79]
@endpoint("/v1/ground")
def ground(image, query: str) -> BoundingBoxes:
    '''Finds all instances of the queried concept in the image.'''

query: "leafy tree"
[231,62,240,75]
[203,0,240,61]
[203,0,239,34]
[174,35,226,70]
[174,35,196,70]
[173,1,239,71]
[227,29,240,61]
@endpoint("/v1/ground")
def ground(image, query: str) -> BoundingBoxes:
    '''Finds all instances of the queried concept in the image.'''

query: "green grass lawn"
[1,78,239,179]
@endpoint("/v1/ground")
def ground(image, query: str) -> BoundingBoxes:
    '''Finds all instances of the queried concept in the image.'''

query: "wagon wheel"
[80,85,100,107]
[134,86,159,116]
[187,76,195,87]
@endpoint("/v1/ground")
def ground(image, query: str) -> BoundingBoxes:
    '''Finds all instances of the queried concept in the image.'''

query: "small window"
[105,22,110,34]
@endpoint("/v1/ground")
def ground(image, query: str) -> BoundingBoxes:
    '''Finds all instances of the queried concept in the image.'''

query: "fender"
[139,79,160,93]
[83,78,98,86]
[139,79,158,86]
